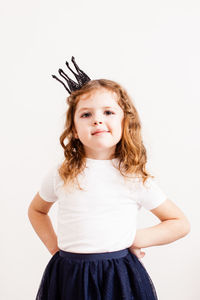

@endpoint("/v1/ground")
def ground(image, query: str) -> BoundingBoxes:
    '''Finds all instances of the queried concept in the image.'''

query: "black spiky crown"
[51,56,91,94]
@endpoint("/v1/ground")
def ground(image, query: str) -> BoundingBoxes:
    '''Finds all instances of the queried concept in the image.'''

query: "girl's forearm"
[28,209,59,255]
[132,219,190,249]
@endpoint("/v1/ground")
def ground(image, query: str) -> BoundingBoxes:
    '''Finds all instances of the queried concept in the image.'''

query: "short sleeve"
[137,177,168,210]
[38,165,58,202]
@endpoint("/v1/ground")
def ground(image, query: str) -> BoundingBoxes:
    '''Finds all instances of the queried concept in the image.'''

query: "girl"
[28,58,190,300]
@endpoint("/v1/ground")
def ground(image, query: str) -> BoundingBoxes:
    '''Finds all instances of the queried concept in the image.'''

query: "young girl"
[28,57,190,300]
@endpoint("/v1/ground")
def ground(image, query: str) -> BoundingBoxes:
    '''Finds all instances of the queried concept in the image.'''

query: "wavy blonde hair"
[58,79,154,191]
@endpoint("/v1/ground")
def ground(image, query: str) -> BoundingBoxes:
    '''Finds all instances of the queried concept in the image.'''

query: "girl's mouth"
[92,131,109,135]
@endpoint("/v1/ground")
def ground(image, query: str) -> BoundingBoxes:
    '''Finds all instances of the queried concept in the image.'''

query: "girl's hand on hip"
[129,245,146,259]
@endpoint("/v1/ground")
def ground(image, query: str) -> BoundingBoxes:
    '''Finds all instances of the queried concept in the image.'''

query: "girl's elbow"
[27,205,34,220]
[181,218,191,236]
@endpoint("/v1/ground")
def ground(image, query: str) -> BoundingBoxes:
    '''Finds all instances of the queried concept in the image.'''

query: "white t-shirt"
[39,158,168,253]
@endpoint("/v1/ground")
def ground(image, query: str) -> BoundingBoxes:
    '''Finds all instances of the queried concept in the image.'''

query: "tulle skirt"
[36,248,158,300]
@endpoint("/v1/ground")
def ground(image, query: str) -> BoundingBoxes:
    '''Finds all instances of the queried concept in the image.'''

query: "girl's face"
[73,88,124,160]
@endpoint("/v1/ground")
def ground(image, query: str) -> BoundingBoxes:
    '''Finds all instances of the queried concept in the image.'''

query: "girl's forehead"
[76,88,119,108]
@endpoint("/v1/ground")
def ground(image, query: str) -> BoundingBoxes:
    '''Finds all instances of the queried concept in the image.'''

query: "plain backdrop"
[0,0,199,299]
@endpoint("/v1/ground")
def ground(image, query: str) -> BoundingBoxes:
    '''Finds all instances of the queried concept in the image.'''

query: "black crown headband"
[51,56,91,94]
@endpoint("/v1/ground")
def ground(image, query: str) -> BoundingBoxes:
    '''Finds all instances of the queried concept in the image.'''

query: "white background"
[0,0,199,299]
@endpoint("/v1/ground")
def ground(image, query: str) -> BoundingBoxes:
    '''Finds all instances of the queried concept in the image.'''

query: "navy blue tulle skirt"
[36,248,158,300]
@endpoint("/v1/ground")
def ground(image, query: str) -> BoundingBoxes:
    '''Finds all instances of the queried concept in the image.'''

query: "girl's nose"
[94,121,102,125]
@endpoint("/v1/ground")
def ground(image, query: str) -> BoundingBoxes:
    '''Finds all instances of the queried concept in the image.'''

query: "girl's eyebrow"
[77,106,116,113]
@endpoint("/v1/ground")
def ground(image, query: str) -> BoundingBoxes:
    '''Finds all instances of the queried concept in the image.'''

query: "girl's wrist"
[49,246,60,255]
[132,229,144,248]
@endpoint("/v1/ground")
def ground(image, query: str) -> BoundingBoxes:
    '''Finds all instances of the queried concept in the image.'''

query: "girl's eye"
[81,111,114,118]
[81,112,91,118]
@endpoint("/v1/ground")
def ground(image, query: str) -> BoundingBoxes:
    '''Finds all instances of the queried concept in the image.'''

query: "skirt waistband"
[59,248,129,261]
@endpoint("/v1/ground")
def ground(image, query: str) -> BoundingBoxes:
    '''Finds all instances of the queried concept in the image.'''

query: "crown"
[51,56,91,94]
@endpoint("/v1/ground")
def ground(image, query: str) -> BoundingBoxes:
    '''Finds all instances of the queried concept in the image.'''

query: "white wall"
[0,0,199,299]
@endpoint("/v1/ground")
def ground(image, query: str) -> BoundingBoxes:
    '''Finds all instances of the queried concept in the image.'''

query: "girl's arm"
[131,198,191,250]
[28,192,59,255]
